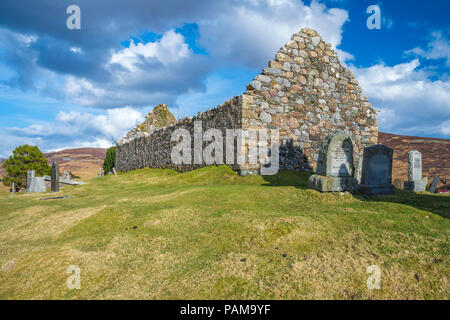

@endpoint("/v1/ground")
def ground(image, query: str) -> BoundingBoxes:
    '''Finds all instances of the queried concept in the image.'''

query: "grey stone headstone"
[408,150,422,181]
[51,161,60,192]
[308,134,358,192]
[62,171,74,181]
[26,177,46,193]
[27,170,35,190]
[404,150,425,192]
[98,168,102,178]
[358,144,395,195]
[429,176,439,194]
[11,182,15,196]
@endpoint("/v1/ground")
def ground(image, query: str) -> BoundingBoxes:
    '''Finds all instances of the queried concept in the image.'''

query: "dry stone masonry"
[116,28,378,175]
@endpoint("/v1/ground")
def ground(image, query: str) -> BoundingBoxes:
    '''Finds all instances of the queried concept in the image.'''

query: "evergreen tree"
[103,146,116,174]
[2,145,51,190]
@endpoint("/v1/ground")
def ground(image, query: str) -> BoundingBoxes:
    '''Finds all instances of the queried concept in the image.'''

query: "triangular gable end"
[240,27,378,172]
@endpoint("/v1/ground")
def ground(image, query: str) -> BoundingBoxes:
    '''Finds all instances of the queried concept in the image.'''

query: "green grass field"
[0,166,448,299]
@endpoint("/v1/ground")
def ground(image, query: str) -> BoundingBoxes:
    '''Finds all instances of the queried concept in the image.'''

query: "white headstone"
[408,150,422,181]
[404,150,426,192]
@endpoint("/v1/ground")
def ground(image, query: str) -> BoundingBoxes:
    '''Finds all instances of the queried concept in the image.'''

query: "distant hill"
[0,148,106,180]
[379,132,449,188]
[44,148,106,179]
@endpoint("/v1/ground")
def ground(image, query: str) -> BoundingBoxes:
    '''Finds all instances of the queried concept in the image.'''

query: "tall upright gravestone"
[26,170,35,190]
[51,161,60,192]
[308,135,358,192]
[358,145,395,195]
[404,150,426,192]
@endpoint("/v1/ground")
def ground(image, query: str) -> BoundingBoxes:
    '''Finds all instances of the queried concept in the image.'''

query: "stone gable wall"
[116,28,378,175]
[241,28,378,172]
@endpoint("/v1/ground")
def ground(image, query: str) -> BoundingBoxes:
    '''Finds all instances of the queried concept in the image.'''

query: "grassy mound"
[0,166,448,299]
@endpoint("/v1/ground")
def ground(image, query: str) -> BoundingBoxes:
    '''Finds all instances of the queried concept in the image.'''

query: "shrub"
[103,146,116,175]
[2,145,51,190]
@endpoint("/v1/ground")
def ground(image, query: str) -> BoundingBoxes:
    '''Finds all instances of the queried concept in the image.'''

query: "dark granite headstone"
[51,161,60,192]
[308,134,358,192]
[358,145,395,195]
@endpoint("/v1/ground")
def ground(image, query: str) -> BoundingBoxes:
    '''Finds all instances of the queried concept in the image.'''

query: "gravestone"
[26,170,35,190]
[11,182,15,196]
[63,171,72,180]
[404,150,426,192]
[51,161,60,192]
[358,145,395,195]
[98,169,102,178]
[429,176,439,194]
[26,177,46,193]
[308,135,358,192]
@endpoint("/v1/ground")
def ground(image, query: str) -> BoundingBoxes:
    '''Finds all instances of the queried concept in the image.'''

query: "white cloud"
[0,107,144,157]
[110,29,191,71]
[198,0,349,68]
[61,29,210,108]
[405,31,450,67]
[351,59,450,137]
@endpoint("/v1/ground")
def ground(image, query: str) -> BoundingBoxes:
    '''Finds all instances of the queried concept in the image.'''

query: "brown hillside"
[0,148,106,181]
[379,132,449,188]
[45,148,106,179]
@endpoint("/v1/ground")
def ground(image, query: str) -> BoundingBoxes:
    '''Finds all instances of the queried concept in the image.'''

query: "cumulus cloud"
[0,0,350,109]
[405,30,450,67]
[351,59,450,137]
[198,0,349,68]
[110,30,190,70]
[0,107,143,157]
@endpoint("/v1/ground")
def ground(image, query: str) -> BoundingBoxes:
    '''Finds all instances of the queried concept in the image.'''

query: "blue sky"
[0,0,449,157]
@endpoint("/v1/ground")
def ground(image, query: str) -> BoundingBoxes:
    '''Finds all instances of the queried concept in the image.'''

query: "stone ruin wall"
[241,28,378,173]
[116,28,378,175]
[116,96,242,172]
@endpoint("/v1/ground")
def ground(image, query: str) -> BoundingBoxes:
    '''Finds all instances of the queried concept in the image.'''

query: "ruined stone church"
[116,28,378,175]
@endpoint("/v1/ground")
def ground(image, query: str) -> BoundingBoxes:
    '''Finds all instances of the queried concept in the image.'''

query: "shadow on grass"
[261,170,310,189]
[352,190,450,219]
[262,170,450,219]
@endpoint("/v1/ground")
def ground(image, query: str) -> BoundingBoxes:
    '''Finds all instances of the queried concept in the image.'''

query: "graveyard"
[0,165,448,299]
[0,3,449,303]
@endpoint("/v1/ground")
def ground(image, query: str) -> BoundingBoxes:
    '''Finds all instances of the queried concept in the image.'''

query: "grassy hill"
[0,166,448,299]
